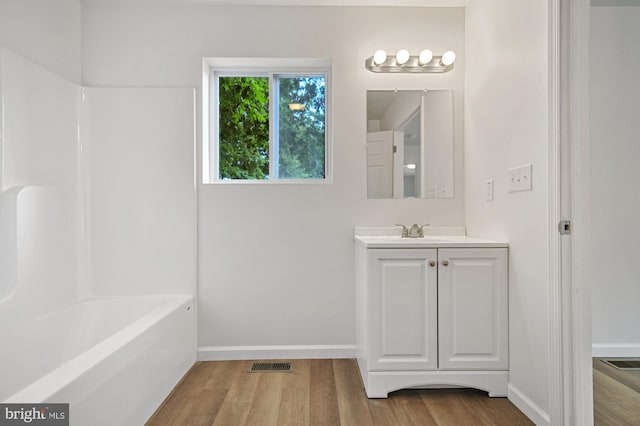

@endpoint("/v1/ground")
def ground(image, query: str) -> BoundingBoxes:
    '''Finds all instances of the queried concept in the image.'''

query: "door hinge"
[558,220,571,235]
[393,145,397,154]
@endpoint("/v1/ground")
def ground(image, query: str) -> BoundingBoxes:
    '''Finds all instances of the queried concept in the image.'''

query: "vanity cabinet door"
[438,248,508,371]
[367,249,438,371]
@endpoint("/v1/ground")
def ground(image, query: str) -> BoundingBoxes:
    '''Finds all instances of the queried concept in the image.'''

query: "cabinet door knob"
[442,260,449,267]
[429,261,436,267]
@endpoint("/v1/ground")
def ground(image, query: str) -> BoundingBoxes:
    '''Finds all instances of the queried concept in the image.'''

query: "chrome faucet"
[396,223,430,238]
[409,224,423,238]
[395,224,409,238]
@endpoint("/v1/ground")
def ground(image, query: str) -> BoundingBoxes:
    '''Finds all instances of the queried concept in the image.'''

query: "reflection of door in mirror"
[366,130,404,198]
[366,90,454,199]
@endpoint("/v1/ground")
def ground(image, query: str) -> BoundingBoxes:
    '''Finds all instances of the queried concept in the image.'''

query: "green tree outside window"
[218,74,326,180]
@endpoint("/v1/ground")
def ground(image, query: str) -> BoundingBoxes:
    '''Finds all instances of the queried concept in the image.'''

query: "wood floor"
[147,359,532,426]
[593,358,640,425]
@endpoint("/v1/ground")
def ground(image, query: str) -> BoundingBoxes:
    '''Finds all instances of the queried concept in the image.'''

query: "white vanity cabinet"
[366,249,439,372]
[355,234,508,398]
[438,248,508,371]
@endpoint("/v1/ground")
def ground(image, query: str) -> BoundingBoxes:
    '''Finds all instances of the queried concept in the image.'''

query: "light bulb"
[441,51,456,66]
[418,49,433,65]
[396,49,410,65]
[405,163,416,170]
[373,50,387,65]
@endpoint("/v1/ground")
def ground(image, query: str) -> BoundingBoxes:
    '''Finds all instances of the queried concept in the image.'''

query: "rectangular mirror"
[366,90,454,199]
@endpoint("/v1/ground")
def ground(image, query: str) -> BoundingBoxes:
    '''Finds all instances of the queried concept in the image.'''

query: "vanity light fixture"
[418,49,433,65]
[441,51,456,66]
[373,49,387,66]
[365,49,456,73]
[395,49,410,65]
[288,103,305,111]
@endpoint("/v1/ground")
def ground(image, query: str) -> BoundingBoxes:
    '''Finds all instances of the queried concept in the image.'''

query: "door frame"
[550,0,592,424]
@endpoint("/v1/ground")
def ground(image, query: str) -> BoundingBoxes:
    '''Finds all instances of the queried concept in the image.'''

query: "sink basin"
[357,236,453,246]
[388,237,448,243]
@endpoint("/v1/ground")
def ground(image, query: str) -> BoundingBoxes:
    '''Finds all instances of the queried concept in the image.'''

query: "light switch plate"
[485,180,494,201]
[507,164,532,193]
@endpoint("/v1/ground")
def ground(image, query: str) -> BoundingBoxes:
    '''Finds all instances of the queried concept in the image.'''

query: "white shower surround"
[0,42,197,424]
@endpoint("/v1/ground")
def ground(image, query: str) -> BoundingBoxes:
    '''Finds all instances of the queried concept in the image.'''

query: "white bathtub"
[1,295,196,425]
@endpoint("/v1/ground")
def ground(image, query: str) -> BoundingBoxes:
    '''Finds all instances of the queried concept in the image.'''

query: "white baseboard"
[508,384,550,426]
[197,344,356,361]
[592,343,640,358]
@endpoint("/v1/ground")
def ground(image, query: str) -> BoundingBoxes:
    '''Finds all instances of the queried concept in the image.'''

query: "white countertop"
[354,235,508,248]
[354,227,508,248]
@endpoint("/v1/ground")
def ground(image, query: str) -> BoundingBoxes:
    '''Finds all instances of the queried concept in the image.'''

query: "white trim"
[553,0,594,424]
[566,1,593,426]
[548,1,564,424]
[508,384,551,426]
[79,1,471,7]
[202,59,211,183]
[197,345,356,361]
[203,57,332,71]
[271,71,279,179]
[364,371,508,399]
[203,57,333,184]
[592,344,640,358]
[203,178,333,185]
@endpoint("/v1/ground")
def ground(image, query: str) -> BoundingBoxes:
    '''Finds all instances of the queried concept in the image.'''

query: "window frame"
[203,57,332,184]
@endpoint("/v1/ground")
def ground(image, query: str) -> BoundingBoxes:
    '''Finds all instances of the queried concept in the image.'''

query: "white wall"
[590,6,640,357]
[0,0,81,83]
[464,0,550,424]
[81,4,465,356]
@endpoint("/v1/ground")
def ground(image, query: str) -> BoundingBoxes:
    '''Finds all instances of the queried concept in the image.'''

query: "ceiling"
[78,0,468,6]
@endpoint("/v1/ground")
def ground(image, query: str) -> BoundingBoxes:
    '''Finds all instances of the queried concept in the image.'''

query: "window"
[203,58,331,183]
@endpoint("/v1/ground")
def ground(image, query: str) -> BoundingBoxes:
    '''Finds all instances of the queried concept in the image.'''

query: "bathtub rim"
[3,294,193,403]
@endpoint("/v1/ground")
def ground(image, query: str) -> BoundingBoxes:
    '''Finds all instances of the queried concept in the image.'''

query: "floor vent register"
[248,362,293,373]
